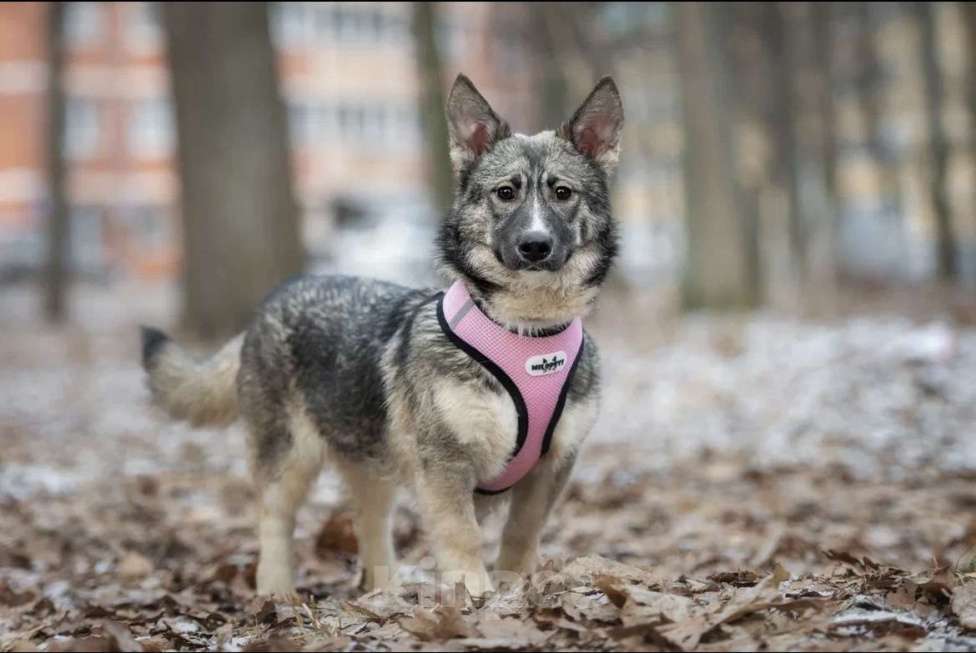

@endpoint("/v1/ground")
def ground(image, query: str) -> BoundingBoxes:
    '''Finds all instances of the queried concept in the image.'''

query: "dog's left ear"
[562,77,624,173]
[446,74,510,176]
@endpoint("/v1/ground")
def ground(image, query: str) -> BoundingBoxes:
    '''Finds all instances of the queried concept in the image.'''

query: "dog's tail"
[140,326,244,428]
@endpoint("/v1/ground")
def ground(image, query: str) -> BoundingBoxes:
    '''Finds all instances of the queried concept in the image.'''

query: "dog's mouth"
[494,247,571,274]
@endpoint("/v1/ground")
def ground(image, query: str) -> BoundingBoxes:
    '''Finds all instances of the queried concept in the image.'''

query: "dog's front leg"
[496,452,576,579]
[415,464,493,597]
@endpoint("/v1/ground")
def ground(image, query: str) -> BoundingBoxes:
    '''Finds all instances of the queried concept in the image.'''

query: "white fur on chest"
[432,379,597,481]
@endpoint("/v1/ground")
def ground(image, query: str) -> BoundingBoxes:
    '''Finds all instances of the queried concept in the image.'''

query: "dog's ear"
[446,74,510,175]
[561,77,624,174]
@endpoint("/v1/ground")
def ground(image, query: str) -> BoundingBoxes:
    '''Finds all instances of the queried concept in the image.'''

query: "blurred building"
[1,2,971,287]
[0,2,534,281]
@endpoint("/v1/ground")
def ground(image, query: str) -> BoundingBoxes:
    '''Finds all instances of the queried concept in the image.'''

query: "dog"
[141,74,623,597]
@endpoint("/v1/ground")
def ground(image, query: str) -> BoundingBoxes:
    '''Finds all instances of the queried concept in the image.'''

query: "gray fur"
[141,75,622,595]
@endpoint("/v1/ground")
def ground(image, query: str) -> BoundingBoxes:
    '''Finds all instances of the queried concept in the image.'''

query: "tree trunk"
[965,3,976,161]
[676,2,756,310]
[807,1,842,297]
[761,3,806,280]
[855,3,904,218]
[162,3,304,341]
[961,2,976,280]
[44,2,68,323]
[915,2,958,281]
[811,2,839,209]
[412,2,453,215]
[721,3,764,303]
[531,4,570,131]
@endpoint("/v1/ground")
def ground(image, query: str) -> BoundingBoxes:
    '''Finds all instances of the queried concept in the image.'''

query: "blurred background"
[2,4,976,649]
[2,1,975,329]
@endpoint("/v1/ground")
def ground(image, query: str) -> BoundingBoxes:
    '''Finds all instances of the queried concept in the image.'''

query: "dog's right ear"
[446,75,510,175]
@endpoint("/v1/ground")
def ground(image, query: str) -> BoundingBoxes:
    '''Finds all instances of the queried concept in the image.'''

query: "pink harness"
[436,280,584,494]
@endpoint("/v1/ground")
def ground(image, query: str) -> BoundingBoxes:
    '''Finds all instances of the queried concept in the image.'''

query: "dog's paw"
[256,565,296,597]
[443,569,494,599]
[359,564,396,593]
[262,590,303,605]
[495,550,538,579]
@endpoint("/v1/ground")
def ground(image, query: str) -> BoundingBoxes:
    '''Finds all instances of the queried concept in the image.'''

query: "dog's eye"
[496,186,516,201]
[554,186,573,201]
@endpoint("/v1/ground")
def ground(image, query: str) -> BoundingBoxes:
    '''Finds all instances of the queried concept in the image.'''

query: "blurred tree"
[914,2,957,281]
[162,3,303,341]
[801,1,843,298]
[676,2,757,310]
[44,2,68,323]
[966,3,976,129]
[962,2,976,271]
[412,2,454,215]
[720,4,764,302]
[811,2,839,214]
[531,4,570,130]
[534,3,602,118]
[760,3,806,279]
[855,3,904,219]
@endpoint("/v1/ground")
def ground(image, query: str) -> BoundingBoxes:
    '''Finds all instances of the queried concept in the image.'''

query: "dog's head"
[437,75,623,330]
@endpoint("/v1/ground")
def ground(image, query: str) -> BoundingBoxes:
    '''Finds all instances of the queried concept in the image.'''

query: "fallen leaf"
[593,574,628,608]
[117,552,154,581]
[249,599,278,625]
[0,580,36,606]
[242,638,301,652]
[707,570,761,587]
[952,582,976,630]
[560,589,620,624]
[398,606,480,641]
[620,586,696,627]
[315,511,358,557]
[102,621,144,652]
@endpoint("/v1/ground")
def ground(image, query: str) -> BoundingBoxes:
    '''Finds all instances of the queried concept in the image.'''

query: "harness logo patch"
[525,351,567,376]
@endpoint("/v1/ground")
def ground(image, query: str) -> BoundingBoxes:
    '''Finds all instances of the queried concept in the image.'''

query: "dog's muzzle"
[498,233,569,272]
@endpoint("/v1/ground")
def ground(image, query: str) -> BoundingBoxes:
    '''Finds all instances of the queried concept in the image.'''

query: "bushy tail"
[140,326,244,428]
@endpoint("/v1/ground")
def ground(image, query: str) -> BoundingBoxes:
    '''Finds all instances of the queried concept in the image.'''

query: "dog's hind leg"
[252,409,325,596]
[337,461,396,591]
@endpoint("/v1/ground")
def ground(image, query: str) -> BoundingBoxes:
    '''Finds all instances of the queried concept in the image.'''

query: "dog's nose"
[516,233,554,264]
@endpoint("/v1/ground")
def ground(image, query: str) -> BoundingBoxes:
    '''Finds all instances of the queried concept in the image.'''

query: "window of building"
[126,3,163,52]
[288,99,420,149]
[385,11,410,42]
[70,206,106,270]
[66,97,101,160]
[123,205,171,251]
[314,4,336,40]
[273,3,409,48]
[365,106,386,142]
[288,102,310,146]
[65,3,103,49]
[272,3,313,49]
[128,98,173,158]
[435,20,461,59]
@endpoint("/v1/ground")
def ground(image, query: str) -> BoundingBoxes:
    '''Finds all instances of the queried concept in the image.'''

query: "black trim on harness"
[435,292,582,495]
[436,294,527,495]
[540,337,584,456]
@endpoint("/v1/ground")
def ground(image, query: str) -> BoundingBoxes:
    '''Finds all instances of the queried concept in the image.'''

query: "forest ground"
[2,280,976,652]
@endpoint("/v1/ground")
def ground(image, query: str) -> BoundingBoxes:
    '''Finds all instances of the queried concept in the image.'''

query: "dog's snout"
[516,232,554,264]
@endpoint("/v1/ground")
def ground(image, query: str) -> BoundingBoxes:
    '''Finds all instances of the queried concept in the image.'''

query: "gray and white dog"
[141,75,623,597]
